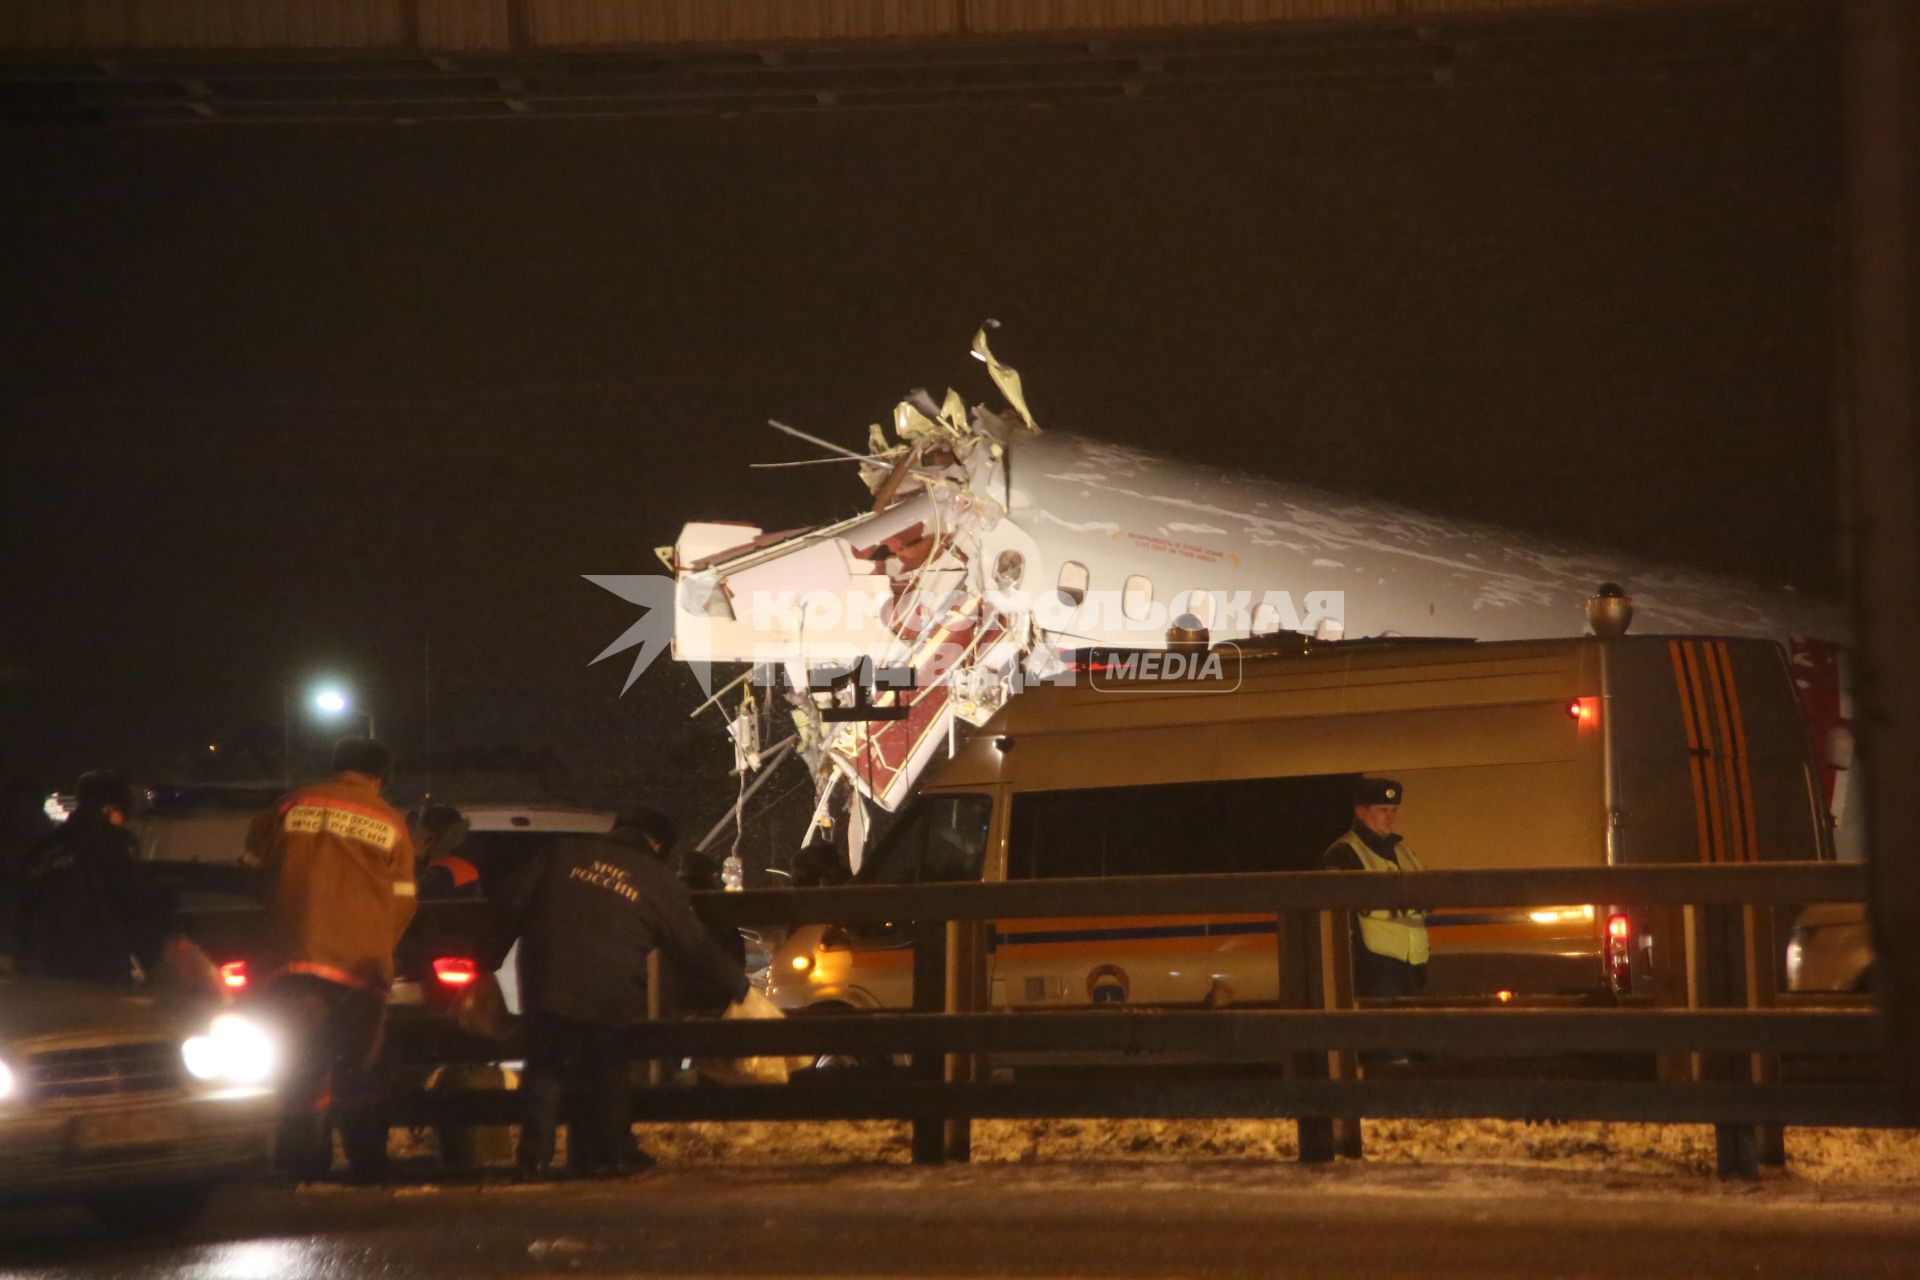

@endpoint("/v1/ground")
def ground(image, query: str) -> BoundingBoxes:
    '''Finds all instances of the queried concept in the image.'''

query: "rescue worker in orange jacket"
[412,804,483,900]
[243,737,416,1181]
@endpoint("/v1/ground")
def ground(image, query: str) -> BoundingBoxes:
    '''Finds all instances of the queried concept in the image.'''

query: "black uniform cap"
[1353,777,1404,806]
[332,737,392,781]
[416,804,465,835]
[75,769,135,815]
[613,805,677,857]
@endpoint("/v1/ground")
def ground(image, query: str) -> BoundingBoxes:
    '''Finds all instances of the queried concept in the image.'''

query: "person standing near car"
[14,770,168,987]
[243,738,416,1182]
[0,763,59,969]
[1323,776,1429,998]
[493,804,747,1178]
[411,804,484,900]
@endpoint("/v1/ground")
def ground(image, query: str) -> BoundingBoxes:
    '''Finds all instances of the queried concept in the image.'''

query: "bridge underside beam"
[0,2,1830,125]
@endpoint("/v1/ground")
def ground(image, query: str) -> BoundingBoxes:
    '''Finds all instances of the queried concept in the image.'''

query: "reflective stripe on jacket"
[420,853,483,899]
[1330,829,1430,966]
[245,772,416,991]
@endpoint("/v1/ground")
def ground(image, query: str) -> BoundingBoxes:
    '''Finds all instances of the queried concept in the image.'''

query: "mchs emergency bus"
[766,634,1830,1013]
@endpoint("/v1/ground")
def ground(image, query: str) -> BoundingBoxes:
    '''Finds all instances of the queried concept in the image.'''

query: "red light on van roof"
[432,957,479,988]
[218,960,248,991]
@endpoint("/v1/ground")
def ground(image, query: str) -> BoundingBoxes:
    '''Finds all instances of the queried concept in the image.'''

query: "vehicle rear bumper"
[1427,949,1605,999]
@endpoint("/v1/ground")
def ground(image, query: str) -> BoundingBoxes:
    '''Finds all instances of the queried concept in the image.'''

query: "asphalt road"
[2,1163,1916,1279]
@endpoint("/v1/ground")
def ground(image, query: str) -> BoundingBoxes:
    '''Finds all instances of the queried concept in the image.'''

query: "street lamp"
[281,680,378,786]
[310,685,375,740]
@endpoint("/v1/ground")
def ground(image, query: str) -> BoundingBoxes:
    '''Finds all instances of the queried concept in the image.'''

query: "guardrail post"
[1686,903,1761,1180]
[1320,908,1363,1160]
[1744,904,1786,1167]
[1282,905,1328,1166]
[943,918,987,1163]
[647,951,677,1088]
[911,917,949,1166]
[1653,903,1691,1085]
[1278,909,1334,1164]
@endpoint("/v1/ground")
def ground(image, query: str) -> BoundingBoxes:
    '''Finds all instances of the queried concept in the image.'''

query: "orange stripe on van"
[1681,642,1729,864]
[1713,641,1762,863]
[1669,641,1716,863]
[1700,641,1748,863]
[1712,644,1743,867]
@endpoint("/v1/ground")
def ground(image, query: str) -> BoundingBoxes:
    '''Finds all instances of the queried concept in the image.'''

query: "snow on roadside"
[628,1118,1920,1187]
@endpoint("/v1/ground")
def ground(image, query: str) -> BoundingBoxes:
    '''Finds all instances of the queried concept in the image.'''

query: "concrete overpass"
[0,0,1831,124]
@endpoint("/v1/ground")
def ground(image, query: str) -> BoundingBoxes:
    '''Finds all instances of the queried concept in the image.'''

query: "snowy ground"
[407,1118,1920,1203]
[640,1118,1920,1183]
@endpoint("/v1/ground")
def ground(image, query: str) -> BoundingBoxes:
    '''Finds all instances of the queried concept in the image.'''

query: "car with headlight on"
[1786,901,1875,993]
[0,976,278,1231]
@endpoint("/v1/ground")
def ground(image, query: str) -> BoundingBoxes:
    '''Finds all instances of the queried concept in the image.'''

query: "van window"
[1007,775,1355,880]
[858,794,993,885]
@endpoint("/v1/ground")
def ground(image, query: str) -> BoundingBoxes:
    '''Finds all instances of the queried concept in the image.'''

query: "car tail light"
[432,956,479,988]
[1606,913,1632,993]
[219,960,249,992]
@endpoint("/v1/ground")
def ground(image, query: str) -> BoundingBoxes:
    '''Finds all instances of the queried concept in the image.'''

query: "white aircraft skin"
[999,431,1844,648]
[666,330,1852,857]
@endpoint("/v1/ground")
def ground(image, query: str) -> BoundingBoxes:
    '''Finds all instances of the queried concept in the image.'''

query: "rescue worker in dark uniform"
[1323,777,1429,998]
[14,770,167,987]
[492,805,747,1178]
[412,804,483,900]
[1,764,59,964]
[243,738,416,1182]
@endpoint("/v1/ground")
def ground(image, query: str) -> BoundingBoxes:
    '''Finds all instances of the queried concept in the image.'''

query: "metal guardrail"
[694,862,1871,923]
[390,861,1911,1180]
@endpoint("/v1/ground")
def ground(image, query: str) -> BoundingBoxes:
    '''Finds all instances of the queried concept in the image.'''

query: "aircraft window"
[1172,591,1215,628]
[1122,575,1153,621]
[1252,601,1282,634]
[858,794,992,885]
[1057,561,1089,607]
[1007,774,1355,881]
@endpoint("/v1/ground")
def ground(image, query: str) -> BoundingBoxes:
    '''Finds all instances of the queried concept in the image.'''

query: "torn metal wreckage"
[615,323,1846,880]
[666,323,1043,874]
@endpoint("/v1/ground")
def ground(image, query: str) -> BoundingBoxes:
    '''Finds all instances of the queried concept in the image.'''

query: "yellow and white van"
[767,634,1829,1011]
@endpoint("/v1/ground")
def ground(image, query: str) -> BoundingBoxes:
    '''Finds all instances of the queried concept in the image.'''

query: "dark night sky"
[0,46,1842,818]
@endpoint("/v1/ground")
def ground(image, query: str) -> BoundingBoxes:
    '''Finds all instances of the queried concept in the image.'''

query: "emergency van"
[765,634,1830,1012]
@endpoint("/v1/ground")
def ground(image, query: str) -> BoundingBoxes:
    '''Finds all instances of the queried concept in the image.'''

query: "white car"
[127,783,286,863]
[0,976,278,1231]
[1786,902,1875,993]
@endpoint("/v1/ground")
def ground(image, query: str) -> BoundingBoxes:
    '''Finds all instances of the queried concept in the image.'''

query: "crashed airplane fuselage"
[663,327,1850,860]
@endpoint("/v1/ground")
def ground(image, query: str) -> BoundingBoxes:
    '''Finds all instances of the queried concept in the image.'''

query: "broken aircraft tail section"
[669,323,1041,831]
[659,323,1850,869]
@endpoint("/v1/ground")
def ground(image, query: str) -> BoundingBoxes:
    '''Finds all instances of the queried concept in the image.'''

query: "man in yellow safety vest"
[1323,776,1428,998]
